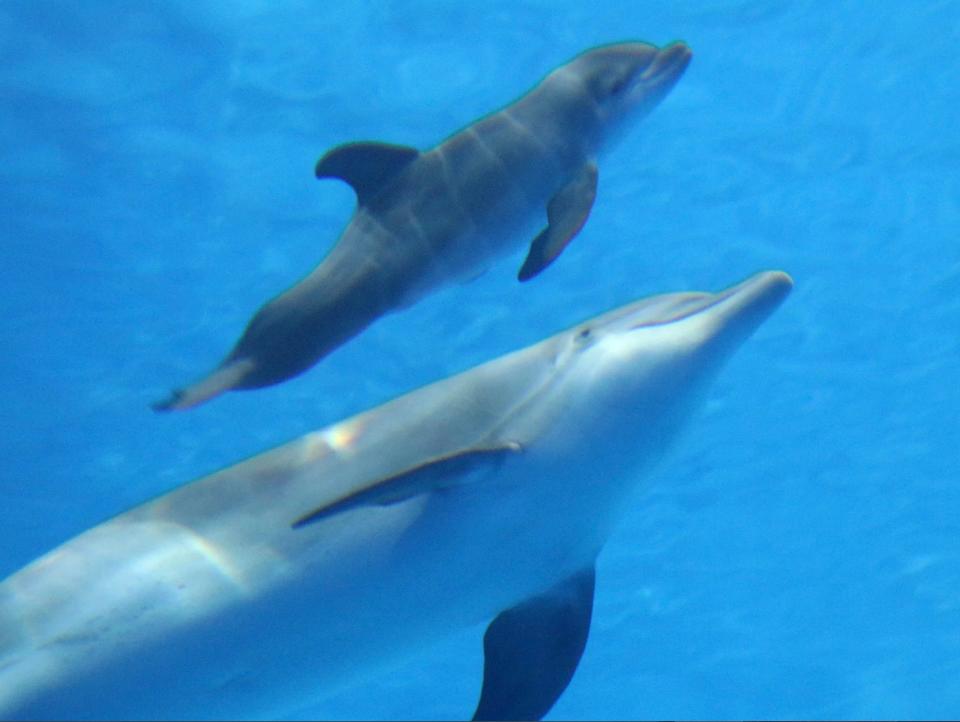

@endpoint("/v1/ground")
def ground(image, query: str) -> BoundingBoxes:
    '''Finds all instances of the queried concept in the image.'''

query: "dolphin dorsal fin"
[315,141,420,205]
[292,442,522,528]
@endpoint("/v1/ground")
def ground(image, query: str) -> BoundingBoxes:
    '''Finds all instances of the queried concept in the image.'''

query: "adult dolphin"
[1,270,792,720]
[155,40,692,411]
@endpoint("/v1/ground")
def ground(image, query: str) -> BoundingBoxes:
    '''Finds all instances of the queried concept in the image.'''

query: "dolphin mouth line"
[626,298,719,330]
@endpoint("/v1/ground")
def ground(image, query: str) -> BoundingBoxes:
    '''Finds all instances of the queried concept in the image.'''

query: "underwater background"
[1,0,958,719]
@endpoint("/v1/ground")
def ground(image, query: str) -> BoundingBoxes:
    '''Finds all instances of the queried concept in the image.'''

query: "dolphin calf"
[155,40,692,411]
[1,271,792,720]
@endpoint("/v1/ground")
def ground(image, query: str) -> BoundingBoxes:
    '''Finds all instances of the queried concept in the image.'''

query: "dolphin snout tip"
[662,41,693,68]
[760,269,795,293]
[741,270,795,312]
[663,41,693,59]
[768,270,795,305]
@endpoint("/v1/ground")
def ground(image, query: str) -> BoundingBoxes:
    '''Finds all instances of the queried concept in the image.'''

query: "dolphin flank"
[1,271,792,720]
[154,40,692,411]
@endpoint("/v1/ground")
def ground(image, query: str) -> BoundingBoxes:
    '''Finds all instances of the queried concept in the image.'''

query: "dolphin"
[154,40,692,411]
[1,271,792,720]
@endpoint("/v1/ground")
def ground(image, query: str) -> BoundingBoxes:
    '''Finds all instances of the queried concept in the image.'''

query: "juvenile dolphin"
[1,271,791,720]
[155,40,692,411]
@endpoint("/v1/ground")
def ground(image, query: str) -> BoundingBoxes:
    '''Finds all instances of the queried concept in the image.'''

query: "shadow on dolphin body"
[154,40,692,411]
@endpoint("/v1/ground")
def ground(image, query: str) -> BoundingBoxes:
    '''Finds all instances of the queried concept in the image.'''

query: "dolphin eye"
[576,327,592,342]
[609,76,629,95]
[587,72,629,101]
[603,66,636,97]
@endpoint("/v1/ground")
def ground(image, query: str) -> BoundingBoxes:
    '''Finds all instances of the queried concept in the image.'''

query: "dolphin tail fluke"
[152,359,254,412]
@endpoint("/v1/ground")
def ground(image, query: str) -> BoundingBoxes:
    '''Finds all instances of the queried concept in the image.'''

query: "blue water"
[2,1,958,719]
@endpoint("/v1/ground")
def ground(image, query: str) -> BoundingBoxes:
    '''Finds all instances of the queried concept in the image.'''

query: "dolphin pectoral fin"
[518,161,598,282]
[473,566,597,721]
[314,141,420,205]
[291,442,522,528]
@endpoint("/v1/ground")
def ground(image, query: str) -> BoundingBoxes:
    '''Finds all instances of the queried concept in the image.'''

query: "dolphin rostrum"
[1,271,791,720]
[154,40,692,411]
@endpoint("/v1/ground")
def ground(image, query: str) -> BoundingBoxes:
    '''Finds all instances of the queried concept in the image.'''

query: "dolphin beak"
[622,41,692,115]
[709,270,794,321]
[692,270,794,352]
[639,42,692,84]
[623,270,793,338]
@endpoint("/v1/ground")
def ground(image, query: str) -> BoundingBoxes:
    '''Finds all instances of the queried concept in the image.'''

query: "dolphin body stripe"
[1,271,792,720]
[155,41,692,411]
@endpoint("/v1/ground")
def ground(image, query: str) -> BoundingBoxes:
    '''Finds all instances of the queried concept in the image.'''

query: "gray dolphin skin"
[154,40,692,411]
[0,271,791,720]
